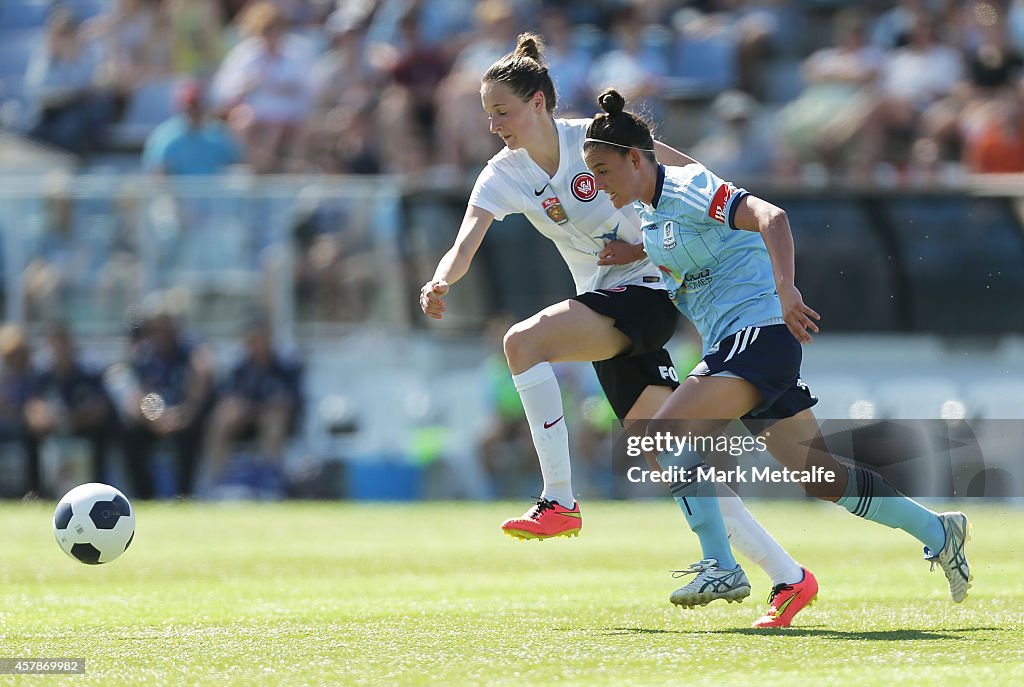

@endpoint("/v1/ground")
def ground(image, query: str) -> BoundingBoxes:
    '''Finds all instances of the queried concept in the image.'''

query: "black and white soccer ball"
[53,483,135,565]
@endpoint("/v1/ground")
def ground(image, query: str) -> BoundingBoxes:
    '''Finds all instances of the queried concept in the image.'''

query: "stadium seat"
[671,32,737,96]
[106,77,182,149]
[0,29,39,77]
[64,0,107,23]
[760,58,804,104]
[0,0,53,29]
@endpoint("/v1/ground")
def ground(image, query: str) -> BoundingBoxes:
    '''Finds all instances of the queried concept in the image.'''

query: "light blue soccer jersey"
[637,163,783,356]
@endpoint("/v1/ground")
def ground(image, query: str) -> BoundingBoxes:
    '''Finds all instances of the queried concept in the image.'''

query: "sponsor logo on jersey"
[708,184,735,223]
[680,267,713,293]
[662,221,676,249]
[542,196,569,225]
[571,172,598,201]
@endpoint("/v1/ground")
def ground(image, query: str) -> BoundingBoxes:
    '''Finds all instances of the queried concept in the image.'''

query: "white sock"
[512,362,574,507]
[717,484,803,586]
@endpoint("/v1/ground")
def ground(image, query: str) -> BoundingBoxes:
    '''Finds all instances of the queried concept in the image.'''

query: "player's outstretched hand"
[597,240,645,266]
[778,284,820,343]
[420,279,449,319]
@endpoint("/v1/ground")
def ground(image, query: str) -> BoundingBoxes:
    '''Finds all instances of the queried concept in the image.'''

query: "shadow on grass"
[593,626,1005,641]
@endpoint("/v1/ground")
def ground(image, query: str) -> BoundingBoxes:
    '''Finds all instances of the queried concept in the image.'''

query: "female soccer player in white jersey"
[419,34,819,627]
[582,88,972,615]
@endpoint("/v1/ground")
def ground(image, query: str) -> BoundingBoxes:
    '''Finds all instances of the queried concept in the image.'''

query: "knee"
[502,322,541,370]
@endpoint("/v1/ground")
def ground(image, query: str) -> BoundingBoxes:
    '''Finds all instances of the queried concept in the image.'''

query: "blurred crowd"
[4,0,1022,503]
[5,0,1024,181]
[0,311,303,500]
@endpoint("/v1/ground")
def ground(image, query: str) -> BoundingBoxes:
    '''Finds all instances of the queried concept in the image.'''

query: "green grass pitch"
[3,500,1023,686]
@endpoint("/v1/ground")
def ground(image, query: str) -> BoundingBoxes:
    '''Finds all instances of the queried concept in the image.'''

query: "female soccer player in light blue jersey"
[582,89,972,617]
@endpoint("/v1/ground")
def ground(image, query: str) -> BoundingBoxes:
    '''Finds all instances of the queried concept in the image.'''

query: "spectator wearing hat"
[143,80,244,175]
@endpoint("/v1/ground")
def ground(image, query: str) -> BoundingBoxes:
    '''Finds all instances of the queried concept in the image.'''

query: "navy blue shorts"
[573,285,680,421]
[688,323,817,421]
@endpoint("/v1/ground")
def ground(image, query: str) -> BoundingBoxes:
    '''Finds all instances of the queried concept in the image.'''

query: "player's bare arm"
[733,195,820,343]
[420,206,495,319]
[653,140,698,166]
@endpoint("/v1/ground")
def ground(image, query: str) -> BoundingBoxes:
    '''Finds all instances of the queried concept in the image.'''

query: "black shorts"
[689,323,818,421]
[572,285,680,421]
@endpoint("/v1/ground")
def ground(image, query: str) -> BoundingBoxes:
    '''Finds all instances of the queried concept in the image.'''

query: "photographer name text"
[626,465,837,484]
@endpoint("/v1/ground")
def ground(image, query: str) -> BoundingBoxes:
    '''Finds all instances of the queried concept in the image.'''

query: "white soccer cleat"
[924,511,973,603]
[670,559,752,608]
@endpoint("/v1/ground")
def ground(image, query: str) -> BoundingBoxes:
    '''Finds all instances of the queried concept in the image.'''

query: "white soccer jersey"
[469,118,665,294]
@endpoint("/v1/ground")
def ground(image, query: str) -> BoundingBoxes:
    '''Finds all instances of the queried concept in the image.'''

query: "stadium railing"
[0,173,406,339]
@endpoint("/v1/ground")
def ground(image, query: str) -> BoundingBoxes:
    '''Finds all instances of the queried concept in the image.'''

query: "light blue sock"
[836,465,946,552]
[669,461,738,569]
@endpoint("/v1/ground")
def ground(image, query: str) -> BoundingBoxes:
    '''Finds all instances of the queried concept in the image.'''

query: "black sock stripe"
[856,466,872,516]
[857,468,875,518]
[858,468,871,517]
[852,468,865,517]
[852,467,866,517]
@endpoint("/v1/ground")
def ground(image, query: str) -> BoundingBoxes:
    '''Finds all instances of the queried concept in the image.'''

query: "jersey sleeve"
[468,163,521,221]
[692,164,749,231]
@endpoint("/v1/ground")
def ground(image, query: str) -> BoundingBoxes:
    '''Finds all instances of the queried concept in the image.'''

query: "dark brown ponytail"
[585,88,656,162]
[482,33,558,113]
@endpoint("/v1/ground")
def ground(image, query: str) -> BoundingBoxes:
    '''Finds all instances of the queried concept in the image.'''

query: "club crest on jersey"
[662,221,677,249]
[709,183,735,224]
[571,172,597,202]
[542,196,569,225]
